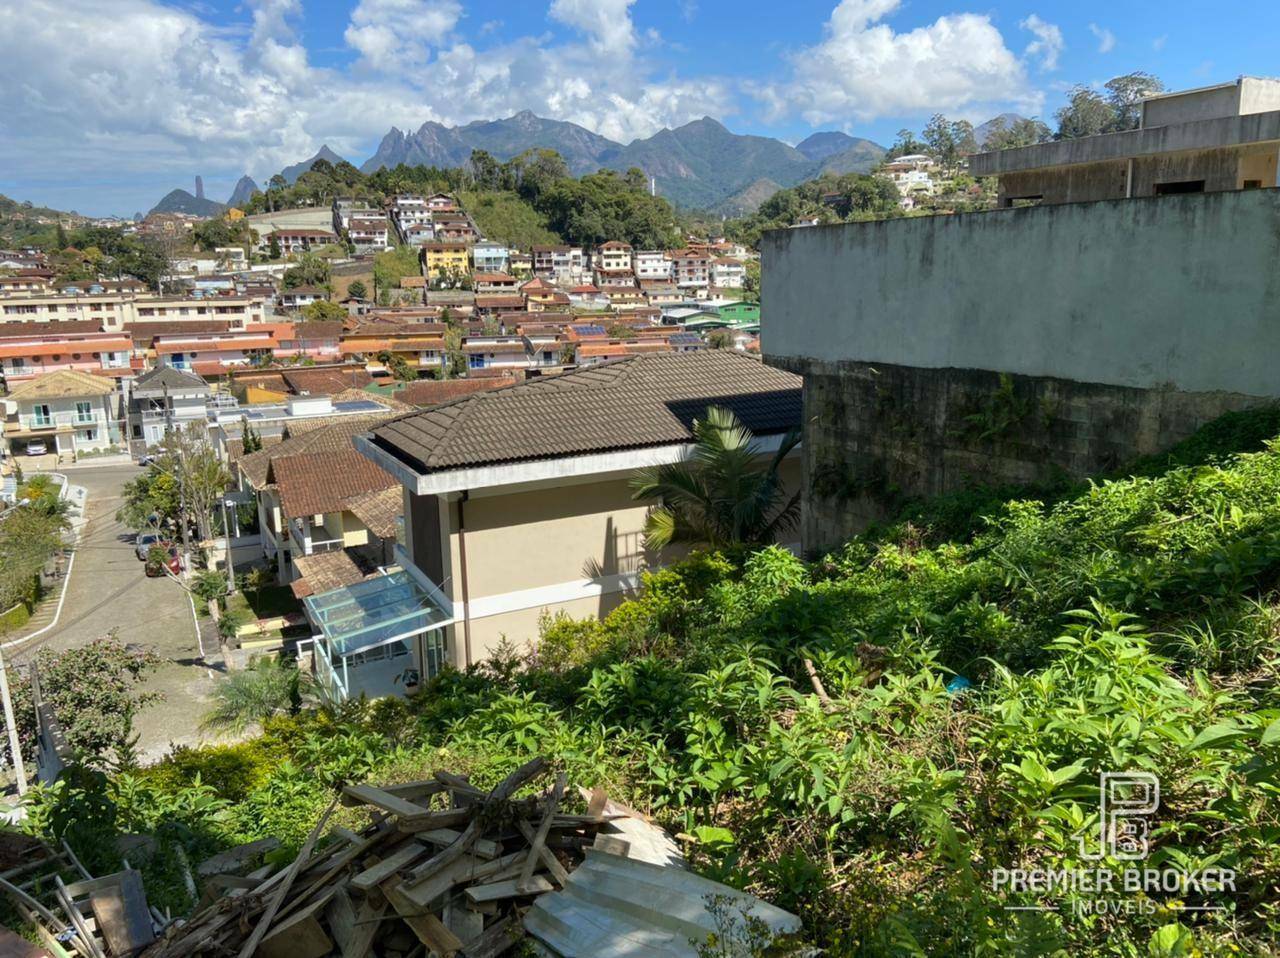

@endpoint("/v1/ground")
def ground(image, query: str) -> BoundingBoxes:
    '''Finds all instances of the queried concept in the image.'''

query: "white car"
[26,441,47,456]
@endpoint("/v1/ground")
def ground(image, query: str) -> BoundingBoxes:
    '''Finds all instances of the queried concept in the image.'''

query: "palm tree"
[201,656,312,734]
[630,405,800,550]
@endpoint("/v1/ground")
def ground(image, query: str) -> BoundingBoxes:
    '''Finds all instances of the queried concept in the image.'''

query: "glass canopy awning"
[304,564,454,655]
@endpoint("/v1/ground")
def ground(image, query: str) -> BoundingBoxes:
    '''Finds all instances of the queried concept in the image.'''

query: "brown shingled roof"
[237,414,397,489]
[273,450,397,519]
[369,350,800,476]
[393,377,514,407]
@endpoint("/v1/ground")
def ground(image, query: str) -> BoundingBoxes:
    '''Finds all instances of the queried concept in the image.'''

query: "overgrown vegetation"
[16,409,1280,954]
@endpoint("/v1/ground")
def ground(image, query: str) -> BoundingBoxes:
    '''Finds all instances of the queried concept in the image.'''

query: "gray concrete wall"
[762,189,1280,397]
[970,110,1280,178]
[1142,83,1242,128]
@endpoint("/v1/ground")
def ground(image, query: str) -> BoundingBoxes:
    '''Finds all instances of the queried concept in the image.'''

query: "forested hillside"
[243,149,681,250]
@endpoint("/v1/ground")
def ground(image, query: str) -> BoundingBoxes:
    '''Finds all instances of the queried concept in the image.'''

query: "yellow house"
[227,208,246,221]
[422,242,470,277]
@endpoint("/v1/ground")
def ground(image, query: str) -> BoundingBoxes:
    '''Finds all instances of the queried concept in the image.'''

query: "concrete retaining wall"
[762,190,1280,548]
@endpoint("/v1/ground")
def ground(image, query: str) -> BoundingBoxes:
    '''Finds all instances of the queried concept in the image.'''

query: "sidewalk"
[1,477,89,651]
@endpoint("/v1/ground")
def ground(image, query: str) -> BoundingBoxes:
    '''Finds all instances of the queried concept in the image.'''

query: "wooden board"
[0,926,52,958]
[88,870,154,956]
[417,829,501,860]
[465,876,553,903]
[349,842,428,892]
[258,894,333,958]
[341,784,432,821]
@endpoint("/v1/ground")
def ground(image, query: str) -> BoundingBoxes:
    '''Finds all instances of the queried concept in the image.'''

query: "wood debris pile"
[139,756,629,958]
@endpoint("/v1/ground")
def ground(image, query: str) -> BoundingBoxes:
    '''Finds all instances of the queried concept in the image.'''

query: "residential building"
[348,216,392,254]
[422,242,471,278]
[471,241,510,274]
[264,229,339,255]
[2,370,122,460]
[0,322,134,384]
[594,241,633,272]
[153,329,277,377]
[638,281,682,307]
[127,364,211,447]
[671,249,712,288]
[0,275,50,297]
[398,222,435,247]
[348,351,801,690]
[276,321,343,363]
[631,250,671,281]
[879,155,938,197]
[970,76,1280,206]
[531,245,585,283]
[233,413,402,587]
[277,286,327,310]
[711,258,746,290]
[431,212,479,243]
[473,272,519,293]
[425,193,457,211]
[594,269,636,290]
[463,337,532,373]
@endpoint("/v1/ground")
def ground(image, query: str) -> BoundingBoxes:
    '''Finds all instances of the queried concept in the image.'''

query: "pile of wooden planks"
[139,756,624,958]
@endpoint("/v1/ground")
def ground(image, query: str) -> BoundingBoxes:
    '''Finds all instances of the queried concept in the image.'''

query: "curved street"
[9,463,228,762]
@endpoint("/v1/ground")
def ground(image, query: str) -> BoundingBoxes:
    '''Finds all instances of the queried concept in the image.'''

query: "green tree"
[922,114,958,170]
[200,656,312,734]
[630,405,801,549]
[282,253,331,290]
[240,418,263,454]
[887,128,927,157]
[1056,85,1117,139]
[347,279,367,300]
[983,116,1052,150]
[32,636,162,770]
[300,300,347,322]
[1105,71,1165,131]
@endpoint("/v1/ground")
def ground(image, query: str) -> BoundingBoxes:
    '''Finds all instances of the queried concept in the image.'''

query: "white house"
[2,369,121,461]
[711,258,746,289]
[127,364,211,447]
[632,250,671,280]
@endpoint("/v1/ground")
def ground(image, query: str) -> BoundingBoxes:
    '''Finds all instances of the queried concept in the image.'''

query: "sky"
[1,0,1277,217]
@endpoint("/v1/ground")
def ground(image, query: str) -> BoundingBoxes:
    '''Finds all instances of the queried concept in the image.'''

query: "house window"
[469,354,485,369]
[31,403,52,427]
[80,428,96,441]
[75,401,93,423]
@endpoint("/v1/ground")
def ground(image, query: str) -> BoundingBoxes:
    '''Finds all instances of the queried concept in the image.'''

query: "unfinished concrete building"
[971,76,1280,207]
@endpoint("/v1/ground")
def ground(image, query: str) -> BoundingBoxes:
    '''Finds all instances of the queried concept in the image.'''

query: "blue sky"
[1,0,1277,216]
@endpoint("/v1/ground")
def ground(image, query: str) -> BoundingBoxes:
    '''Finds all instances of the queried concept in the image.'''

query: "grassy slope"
[21,409,1280,956]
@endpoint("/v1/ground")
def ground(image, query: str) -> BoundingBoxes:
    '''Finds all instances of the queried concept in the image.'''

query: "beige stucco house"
[322,351,800,699]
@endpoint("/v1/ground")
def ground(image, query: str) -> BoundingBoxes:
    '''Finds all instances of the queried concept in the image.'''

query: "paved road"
[12,464,231,762]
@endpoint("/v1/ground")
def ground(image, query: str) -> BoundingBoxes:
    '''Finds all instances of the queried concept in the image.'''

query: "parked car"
[26,441,47,456]
[134,532,164,560]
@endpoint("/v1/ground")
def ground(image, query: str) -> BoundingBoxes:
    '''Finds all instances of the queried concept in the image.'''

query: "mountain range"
[357,112,887,210]
[157,108,1050,217]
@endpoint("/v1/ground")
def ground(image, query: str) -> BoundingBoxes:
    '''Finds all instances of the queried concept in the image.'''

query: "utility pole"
[0,648,28,795]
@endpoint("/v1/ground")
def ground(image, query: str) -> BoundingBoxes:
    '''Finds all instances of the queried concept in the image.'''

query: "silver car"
[134,532,163,560]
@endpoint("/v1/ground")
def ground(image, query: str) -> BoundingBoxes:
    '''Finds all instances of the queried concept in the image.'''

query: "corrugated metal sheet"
[524,848,801,957]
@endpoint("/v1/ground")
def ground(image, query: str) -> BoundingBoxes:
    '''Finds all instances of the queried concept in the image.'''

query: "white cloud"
[1089,23,1116,54]
[0,0,736,214]
[1152,34,1168,52]
[344,0,462,65]
[765,0,1038,125]
[1020,14,1064,71]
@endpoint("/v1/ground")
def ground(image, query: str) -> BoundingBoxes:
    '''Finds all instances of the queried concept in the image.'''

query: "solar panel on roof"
[574,324,607,335]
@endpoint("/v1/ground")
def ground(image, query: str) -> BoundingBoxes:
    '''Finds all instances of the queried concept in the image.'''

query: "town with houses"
[1,23,1279,953]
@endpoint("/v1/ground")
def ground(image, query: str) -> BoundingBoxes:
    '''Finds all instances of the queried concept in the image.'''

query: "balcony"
[304,554,454,702]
